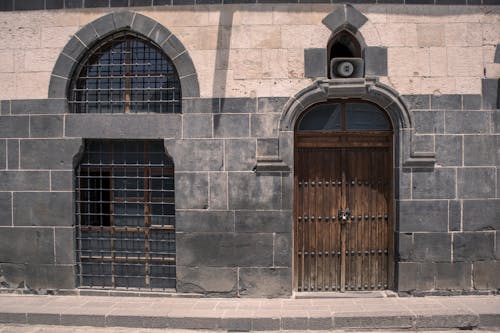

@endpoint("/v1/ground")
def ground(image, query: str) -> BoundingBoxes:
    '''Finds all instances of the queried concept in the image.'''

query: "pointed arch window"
[70,32,181,114]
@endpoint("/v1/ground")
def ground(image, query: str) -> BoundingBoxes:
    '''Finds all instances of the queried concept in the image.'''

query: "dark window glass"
[345,103,390,130]
[298,103,341,131]
[71,34,181,114]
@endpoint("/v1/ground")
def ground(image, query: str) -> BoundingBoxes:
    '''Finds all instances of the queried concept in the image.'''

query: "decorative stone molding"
[322,4,368,34]
[49,11,200,100]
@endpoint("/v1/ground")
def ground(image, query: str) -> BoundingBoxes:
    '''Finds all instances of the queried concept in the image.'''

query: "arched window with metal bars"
[69,32,181,114]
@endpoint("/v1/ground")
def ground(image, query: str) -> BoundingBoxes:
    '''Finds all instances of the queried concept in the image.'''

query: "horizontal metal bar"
[80,256,175,263]
[80,225,175,232]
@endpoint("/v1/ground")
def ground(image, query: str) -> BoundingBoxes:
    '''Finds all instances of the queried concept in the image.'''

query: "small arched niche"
[327,30,363,79]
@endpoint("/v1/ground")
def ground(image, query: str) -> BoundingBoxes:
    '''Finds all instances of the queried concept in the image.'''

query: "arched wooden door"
[294,101,394,292]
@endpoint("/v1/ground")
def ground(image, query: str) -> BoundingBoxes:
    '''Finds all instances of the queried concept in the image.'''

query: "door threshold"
[293,290,397,299]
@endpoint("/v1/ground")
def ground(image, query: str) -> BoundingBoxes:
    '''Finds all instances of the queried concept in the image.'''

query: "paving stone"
[334,312,413,329]
[415,312,478,329]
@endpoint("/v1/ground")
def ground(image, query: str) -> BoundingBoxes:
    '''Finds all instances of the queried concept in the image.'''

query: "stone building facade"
[0,1,498,297]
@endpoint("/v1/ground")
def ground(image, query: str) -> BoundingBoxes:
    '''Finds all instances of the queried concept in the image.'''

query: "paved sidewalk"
[0,294,499,331]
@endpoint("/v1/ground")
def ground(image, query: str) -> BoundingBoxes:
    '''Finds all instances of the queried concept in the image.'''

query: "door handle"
[338,208,351,224]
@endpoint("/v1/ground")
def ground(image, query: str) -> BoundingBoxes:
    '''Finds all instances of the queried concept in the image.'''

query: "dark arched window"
[298,101,391,131]
[70,32,181,114]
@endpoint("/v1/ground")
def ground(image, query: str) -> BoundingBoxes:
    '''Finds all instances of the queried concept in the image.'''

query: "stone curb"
[1,310,499,331]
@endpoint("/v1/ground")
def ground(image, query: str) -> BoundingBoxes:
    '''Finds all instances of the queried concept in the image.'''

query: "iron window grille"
[69,32,181,114]
[76,140,176,290]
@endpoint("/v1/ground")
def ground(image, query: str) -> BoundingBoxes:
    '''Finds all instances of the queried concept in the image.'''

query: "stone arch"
[48,11,200,100]
[278,79,435,167]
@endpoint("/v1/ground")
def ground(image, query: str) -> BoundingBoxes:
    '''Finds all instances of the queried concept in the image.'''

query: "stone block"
[397,262,436,291]
[214,114,249,138]
[251,113,280,138]
[220,98,256,114]
[238,268,292,297]
[464,135,498,166]
[6,139,19,169]
[61,314,105,327]
[182,114,212,138]
[257,97,288,113]
[26,264,75,290]
[412,135,434,153]
[435,135,462,167]
[482,78,498,110]
[176,266,237,295]
[172,52,196,77]
[177,210,234,232]
[412,168,455,199]
[453,232,495,261]
[364,47,388,76]
[148,24,171,46]
[235,210,291,233]
[274,232,292,267]
[0,100,10,115]
[413,232,451,262]
[398,233,414,261]
[52,53,77,79]
[0,171,49,191]
[473,261,500,289]
[463,200,500,231]
[112,10,134,29]
[495,111,500,133]
[398,200,448,232]
[161,34,186,59]
[209,172,227,210]
[402,95,430,110]
[431,94,461,110]
[175,173,208,209]
[0,116,29,138]
[445,111,490,134]
[449,200,461,232]
[0,228,54,264]
[435,262,471,289]
[304,48,327,78]
[497,232,500,260]
[51,171,73,191]
[413,111,444,134]
[29,115,64,138]
[182,98,219,113]
[10,99,66,115]
[225,139,256,171]
[257,138,279,156]
[0,140,4,170]
[458,168,496,199]
[20,139,81,170]
[180,74,200,98]
[54,228,75,265]
[281,173,293,210]
[165,139,223,171]
[462,95,481,110]
[228,173,281,210]
[396,168,411,200]
[65,114,181,139]
[27,313,60,325]
[0,192,11,226]
[48,76,69,99]
[13,192,73,227]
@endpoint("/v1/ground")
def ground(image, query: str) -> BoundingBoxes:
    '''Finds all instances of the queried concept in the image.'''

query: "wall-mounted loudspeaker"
[330,58,364,78]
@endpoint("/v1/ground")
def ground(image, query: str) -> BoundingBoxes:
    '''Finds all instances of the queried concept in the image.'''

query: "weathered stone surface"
[473,261,500,289]
[413,232,451,262]
[225,139,256,171]
[402,95,430,110]
[209,172,227,210]
[257,138,279,156]
[25,264,75,290]
[251,113,280,138]
[54,228,75,265]
[364,47,388,76]
[0,228,54,264]
[214,114,249,138]
[0,140,4,170]
[50,171,73,191]
[398,200,448,232]
[435,135,462,167]
[182,98,219,114]
[397,262,436,291]
[274,232,292,267]
[10,99,66,115]
[175,173,208,209]
[176,266,237,295]
[238,268,292,297]
[435,262,471,290]
[0,171,49,191]
[177,210,234,232]
[453,232,495,261]
[431,94,461,110]
[304,48,327,78]
[13,192,73,227]
[177,233,273,267]
[398,233,414,261]
[0,192,11,226]
[65,114,181,139]
[464,135,499,166]
[182,114,212,138]
[412,168,455,199]
[257,97,288,114]
[445,111,490,134]
[20,139,82,169]
[165,139,223,171]
[482,78,498,110]
[6,140,18,169]
[235,210,291,233]
[220,98,256,114]
[462,95,481,110]
[458,168,496,199]
[228,172,281,210]
[413,111,444,134]
[29,115,63,138]
[449,200,461,232]
[463,200,500,231]
[0,116,29,137]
